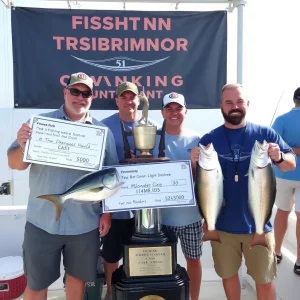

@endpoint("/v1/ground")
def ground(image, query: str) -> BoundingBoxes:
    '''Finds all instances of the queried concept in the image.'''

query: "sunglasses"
[67,88,92,98]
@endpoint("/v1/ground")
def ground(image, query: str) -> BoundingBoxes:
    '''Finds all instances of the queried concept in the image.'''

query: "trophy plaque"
[112,88,189,300]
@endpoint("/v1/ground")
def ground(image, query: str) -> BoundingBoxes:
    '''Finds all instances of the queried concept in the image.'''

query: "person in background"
[272,87,300,275]
[7,72,118,300]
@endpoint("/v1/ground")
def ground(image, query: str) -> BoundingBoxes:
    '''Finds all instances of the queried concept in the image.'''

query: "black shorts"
[101,218,135,263]
[23,222,100,291]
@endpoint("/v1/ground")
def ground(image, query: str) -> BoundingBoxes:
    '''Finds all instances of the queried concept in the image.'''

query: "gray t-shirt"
[7,106,119,235]
[153,129,202,226]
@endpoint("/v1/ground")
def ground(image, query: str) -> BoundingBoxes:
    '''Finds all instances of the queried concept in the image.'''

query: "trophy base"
[112,265,189,300]
[130,230,169,244]
[121,228,178,280]
[138,154,154,158]
[119,157,171,164]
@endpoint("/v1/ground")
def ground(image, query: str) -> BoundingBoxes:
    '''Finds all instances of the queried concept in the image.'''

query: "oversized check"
[23,116,108,171]
[103,161,196,212]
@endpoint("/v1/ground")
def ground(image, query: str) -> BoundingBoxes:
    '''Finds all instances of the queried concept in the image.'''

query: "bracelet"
[19,146,25,154]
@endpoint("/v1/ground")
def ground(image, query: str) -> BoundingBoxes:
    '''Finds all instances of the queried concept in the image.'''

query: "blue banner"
[12,8,227,109]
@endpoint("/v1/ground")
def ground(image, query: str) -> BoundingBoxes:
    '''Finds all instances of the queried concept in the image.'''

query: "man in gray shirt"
[7,72,119,300]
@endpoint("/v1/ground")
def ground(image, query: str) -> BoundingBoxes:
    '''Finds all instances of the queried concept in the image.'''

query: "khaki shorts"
[275,178,300,212]
[211,231,277,284]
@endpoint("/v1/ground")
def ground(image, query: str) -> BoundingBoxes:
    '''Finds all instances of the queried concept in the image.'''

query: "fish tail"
[250,233,269,249]
[203,230,221,243]
[37,194,63,221]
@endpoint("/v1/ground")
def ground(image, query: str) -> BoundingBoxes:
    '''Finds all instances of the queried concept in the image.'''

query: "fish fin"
[72,200,102,205]
[203,230,221,243]
[37,194,63,221]
[250,233,269,249]
[90,187,104,193]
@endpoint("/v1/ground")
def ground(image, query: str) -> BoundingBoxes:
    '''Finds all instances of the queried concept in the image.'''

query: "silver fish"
[195,143,224,242]
[37,167,123,220]
[248,140,276,248]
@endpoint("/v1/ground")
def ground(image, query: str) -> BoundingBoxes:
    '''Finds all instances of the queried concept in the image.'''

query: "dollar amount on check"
[103,161,196,212]
[23,116,108,171]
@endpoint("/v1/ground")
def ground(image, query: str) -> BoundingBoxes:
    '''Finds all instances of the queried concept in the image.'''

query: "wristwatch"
[275,152,285,164]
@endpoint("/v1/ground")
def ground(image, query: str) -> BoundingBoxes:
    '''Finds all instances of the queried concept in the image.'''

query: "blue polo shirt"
[7,106,119,235]
[272,107,300,181]
[200,122,293,234]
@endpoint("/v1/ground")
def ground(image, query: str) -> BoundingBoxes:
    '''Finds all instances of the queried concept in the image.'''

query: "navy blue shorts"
[101,218,135,263]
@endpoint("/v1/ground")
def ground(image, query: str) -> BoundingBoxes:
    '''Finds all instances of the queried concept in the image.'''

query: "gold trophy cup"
[120,87,169,163]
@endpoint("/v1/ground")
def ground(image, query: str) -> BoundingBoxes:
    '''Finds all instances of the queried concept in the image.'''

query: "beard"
[221,108,246,125]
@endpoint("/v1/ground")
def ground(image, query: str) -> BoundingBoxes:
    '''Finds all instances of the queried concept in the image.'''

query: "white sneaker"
[104,293,112,300]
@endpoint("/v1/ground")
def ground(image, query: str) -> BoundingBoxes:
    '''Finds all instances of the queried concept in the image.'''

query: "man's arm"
[104,128,119,166]
[276,152,296,172]
[190,146,200,178]
[268,143,296,172]
[7,147,30,170]
[7,123,31,170]
[99,212,112,237]
[292,147,300,156]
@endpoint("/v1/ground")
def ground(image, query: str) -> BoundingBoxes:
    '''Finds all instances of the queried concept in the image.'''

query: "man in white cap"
[7,72,118,300]
[153,92,203,300]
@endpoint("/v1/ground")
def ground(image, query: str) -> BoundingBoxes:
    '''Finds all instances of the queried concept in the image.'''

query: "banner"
[11,8,227,110]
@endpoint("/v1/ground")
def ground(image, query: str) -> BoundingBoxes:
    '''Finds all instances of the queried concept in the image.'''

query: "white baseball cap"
[162,92,186,108]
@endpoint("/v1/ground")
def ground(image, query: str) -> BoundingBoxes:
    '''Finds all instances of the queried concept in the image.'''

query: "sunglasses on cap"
[67,87,93,98]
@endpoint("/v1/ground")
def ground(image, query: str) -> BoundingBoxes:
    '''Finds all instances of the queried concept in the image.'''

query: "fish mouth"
[199,143,215,160]
[254,140,269,151]
[252,140,270,167]
[199,143,214,153]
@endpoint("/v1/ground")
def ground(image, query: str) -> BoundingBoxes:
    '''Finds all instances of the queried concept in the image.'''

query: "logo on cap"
[124,83,129,87]
[78,73,87,80]
[169,92,179,99]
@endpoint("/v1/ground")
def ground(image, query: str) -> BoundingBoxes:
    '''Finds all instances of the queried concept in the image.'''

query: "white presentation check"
[103,160,196,212]
[23,116,108,171]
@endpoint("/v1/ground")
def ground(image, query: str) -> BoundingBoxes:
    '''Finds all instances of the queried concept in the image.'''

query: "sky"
[243,0,300,125]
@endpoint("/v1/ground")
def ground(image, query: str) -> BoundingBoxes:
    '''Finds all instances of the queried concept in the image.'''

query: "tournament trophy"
[112,88,189,300]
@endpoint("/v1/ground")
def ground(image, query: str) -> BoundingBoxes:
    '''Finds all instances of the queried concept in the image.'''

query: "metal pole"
[237,1,245,84]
